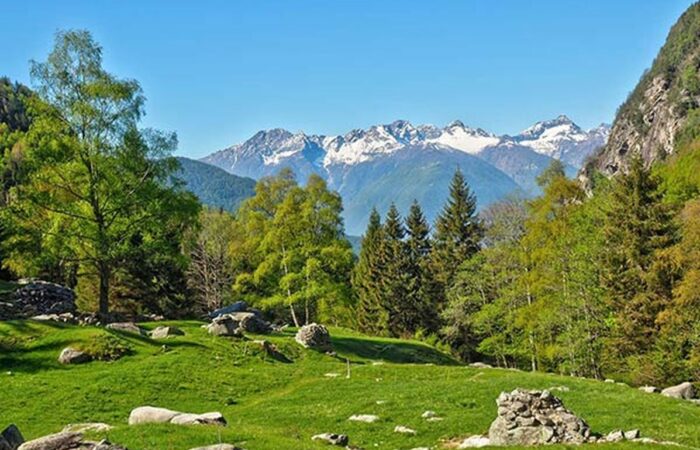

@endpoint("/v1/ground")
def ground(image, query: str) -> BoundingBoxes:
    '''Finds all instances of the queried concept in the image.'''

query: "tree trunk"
[290,305,300,327]
[98,262,110,315]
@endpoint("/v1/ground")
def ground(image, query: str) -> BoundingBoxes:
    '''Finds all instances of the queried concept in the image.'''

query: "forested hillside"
[176,157,255,212]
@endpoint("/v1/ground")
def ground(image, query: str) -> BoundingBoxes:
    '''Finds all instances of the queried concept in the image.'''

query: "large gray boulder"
[661,382,696,400]
[207,316,243,337]
[0,424,24,450]
[488,389,591,445]
[227,312,271,334]
[17,432,83,450]
[13,280,75,318]
[106,322,145,335]
[149,326,184,339]
[58,347,91,365]
[209,301,248,319]
[295,323,332,351]
[128,406,226,426]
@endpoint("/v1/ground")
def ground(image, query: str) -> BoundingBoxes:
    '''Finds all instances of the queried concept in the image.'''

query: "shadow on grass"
[104,329,206,350]
[331,335,459,366]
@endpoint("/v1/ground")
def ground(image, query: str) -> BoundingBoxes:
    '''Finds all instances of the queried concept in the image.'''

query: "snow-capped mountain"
[201,117,609,235]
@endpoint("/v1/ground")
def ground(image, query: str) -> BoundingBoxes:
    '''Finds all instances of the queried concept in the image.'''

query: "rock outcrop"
[661,382,696,400]
[128,406,226,426]
[295,323,332,351]
[105,322,145,335]
[58,348,91,365]
[149,326,184,339]
[16,431,125,450]
[0,424,24,450]
[488,389,591,445]
[2,280,76,320]
[207,316,243,337]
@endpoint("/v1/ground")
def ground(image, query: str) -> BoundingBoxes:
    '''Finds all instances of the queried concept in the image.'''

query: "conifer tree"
[432,169,483,306]
[380,203,411,336]
[405,200,439,333]
[353,208,388,334]
[602,156,675,359]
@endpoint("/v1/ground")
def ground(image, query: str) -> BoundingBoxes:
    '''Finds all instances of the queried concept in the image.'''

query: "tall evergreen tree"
[602,156,676,360]
[405,200,439,333]
[353,208,387,334]
[380,203,411,337]
[432,169,483,306]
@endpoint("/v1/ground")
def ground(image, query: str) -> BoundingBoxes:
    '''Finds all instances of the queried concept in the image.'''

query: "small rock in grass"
[324,373,340,378]
[149,326,184,339]
[371,361,384,366]
[348,414,379,423]
[605,430,624,442]
[421,410,437,419]
[188,445,242,450]
[604,379,615,383]
[469,362,492,369]
[459,435,491,448]
[311,433,349,446]
[58,347,91,365]
[106,322,145,335]
[169,412,226,426]
[376,400,386,405]
[394,425,416,435]
[426,417,443,422]
[624,429,641,440]
[639,386,660,394]
[62,423,113,433]
[17,432,82,450]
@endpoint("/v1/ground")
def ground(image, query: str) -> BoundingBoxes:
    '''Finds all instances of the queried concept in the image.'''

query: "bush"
[79,335,131,361]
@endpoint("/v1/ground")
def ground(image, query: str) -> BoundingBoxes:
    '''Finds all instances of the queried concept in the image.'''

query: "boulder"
[348,414,379,423]
[32,313,76,324]
[106,322,145,335]
[227,312,271,334]
[421,411,438,419]
[62,423,112,434]
[128,406,226,426]
[209,301,248,319]
[128,406,180,424]
[58,347,91,365]
[17,432,82,450]
[661,382,696,400]
[469,362,493,369]
[169,412,226,426]
[488,389,591,445]
[207,316,242,337]
[458,435,491,448]
[149,326,184,339]
[295,323,332,351]
[311,433,349,446]
[0,424,24,450]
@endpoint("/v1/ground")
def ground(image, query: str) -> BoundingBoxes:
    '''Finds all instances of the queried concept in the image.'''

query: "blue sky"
[2,0,695,158]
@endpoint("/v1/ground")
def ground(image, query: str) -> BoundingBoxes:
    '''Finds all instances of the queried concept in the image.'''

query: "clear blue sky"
[2,0,695,158]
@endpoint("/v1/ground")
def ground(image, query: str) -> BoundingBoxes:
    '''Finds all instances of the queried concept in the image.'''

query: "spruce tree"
[602,156,675,359]
[432,169,484,303]
[353,208,388,334]
[380,203,411,337]
[405,200,439,333]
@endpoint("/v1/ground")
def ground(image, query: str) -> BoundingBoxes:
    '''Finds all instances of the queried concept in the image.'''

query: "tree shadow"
[331,335,459,366]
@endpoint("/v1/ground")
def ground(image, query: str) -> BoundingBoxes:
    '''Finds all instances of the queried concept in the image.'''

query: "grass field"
[1,320,699,450]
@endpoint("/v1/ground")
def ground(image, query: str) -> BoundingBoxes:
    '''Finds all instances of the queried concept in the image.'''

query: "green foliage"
[231,171,355,326]
[1,30,200,314]
[79,334,132,361]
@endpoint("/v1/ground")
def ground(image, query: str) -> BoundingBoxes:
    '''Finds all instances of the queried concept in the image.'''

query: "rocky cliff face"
[588,3,700,178]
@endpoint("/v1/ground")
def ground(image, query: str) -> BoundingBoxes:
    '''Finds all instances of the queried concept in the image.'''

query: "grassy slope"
[0,321,698,450]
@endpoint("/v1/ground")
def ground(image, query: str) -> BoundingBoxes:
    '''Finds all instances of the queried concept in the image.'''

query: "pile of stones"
[206,302,273,337]
[488,389,592,445]
[0,280,75,320]
[295,323,332,351]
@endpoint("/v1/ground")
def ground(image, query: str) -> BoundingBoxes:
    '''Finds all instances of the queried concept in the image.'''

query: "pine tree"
[353,208,388,334]
[405,200,439,333]
[602,156,675,359]
[380,203,411,337]
[432,169,483,306]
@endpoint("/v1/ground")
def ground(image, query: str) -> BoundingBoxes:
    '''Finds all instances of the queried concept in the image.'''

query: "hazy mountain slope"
[331,145,521,235]
[176,157,256,211]
[478,144,577,195]
[587,2,700,177]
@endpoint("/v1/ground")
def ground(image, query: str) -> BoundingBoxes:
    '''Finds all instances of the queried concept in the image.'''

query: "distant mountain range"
[200,116,609,235]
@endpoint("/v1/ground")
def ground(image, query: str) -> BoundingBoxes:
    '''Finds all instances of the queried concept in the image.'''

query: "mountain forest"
[3,3,700,450]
